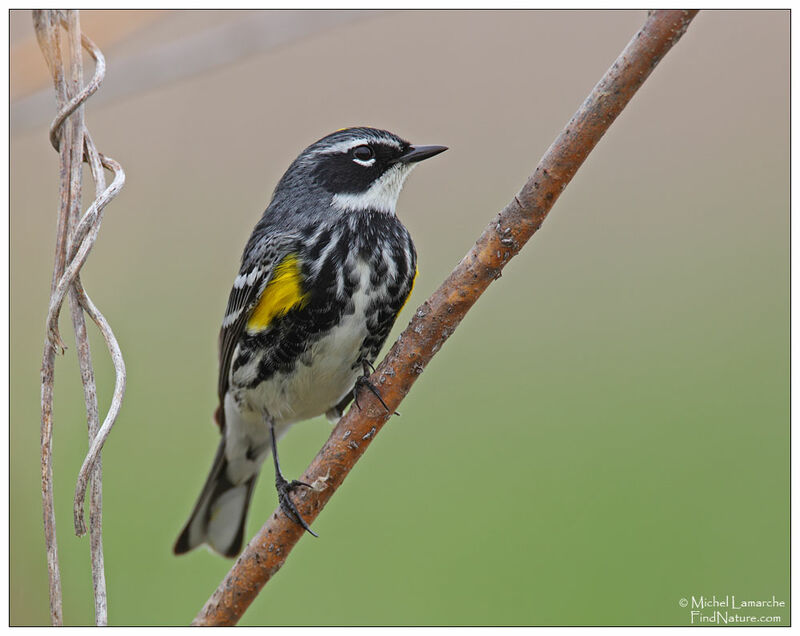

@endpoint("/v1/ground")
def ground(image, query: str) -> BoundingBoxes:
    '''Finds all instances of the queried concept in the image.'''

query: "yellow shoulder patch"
[398,267,418,315]
[246,254,309,333]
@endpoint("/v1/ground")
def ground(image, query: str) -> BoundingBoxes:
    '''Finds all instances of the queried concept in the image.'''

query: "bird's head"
[274,127,447,216]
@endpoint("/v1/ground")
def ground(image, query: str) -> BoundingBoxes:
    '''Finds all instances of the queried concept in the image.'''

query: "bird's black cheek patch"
[312,154,382,194]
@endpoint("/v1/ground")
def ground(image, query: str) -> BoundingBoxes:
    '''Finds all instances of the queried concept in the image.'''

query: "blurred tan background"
[11,10,789,626]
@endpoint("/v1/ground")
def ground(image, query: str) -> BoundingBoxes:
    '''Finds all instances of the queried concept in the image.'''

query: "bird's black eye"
[353,145,374,161]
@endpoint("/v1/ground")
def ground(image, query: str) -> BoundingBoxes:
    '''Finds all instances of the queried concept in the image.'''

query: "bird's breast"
[233,258,383,424]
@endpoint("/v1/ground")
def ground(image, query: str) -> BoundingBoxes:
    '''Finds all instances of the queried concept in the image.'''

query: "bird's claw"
[275,476,318,537]
[353,374,391,414]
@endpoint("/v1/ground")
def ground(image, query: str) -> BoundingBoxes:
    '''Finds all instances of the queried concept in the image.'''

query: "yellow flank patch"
[246,254,309,333]
[398,268,418,315]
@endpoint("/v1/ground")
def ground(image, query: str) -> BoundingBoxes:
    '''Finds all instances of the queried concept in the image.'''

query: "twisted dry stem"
[192,9,699,626]
[34,9,126,626]
[35,9,68,625]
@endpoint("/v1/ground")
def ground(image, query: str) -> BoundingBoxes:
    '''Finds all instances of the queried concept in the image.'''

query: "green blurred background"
[10,10,789,626]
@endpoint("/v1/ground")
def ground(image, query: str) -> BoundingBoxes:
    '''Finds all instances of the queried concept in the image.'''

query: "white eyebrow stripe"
[318,136,402,155]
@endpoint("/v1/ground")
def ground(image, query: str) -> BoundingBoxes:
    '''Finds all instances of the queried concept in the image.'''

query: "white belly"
[254,310,367,423]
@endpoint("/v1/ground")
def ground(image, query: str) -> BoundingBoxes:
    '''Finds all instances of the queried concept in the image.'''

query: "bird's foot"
[275,475,318,537]
[353,360,392,414]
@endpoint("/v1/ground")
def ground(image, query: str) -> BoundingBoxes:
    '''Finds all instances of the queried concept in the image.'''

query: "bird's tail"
[173,439,258,558]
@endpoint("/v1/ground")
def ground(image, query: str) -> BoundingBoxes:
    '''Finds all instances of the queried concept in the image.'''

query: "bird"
[174,127,447,557]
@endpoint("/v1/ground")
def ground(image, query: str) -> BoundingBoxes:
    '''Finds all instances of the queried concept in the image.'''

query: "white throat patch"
[331,163,416,214]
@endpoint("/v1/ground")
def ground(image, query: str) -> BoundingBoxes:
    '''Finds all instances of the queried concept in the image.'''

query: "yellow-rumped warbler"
[174,128,446,557]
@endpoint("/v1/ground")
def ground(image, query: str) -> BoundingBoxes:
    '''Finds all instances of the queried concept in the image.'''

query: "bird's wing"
[217,235,300,405]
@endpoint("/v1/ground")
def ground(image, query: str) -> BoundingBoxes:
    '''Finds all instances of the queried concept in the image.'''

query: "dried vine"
[34,9,126,626]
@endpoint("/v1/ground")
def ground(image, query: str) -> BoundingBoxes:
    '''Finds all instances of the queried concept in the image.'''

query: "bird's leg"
[269,419,318,537]
[353,359,393,414]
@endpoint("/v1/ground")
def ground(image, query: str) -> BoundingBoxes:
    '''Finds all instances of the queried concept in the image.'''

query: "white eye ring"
[353,157,376,167]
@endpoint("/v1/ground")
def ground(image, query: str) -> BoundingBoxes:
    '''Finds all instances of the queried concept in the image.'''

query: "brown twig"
[34,9,126,626]
[192,9,699,626]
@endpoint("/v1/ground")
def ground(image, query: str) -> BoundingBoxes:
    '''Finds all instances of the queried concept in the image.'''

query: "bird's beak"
[391,144,448,164]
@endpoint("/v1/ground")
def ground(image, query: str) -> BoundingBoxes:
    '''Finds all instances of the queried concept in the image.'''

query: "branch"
[34,9,126,626]
[193,9,699,626]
